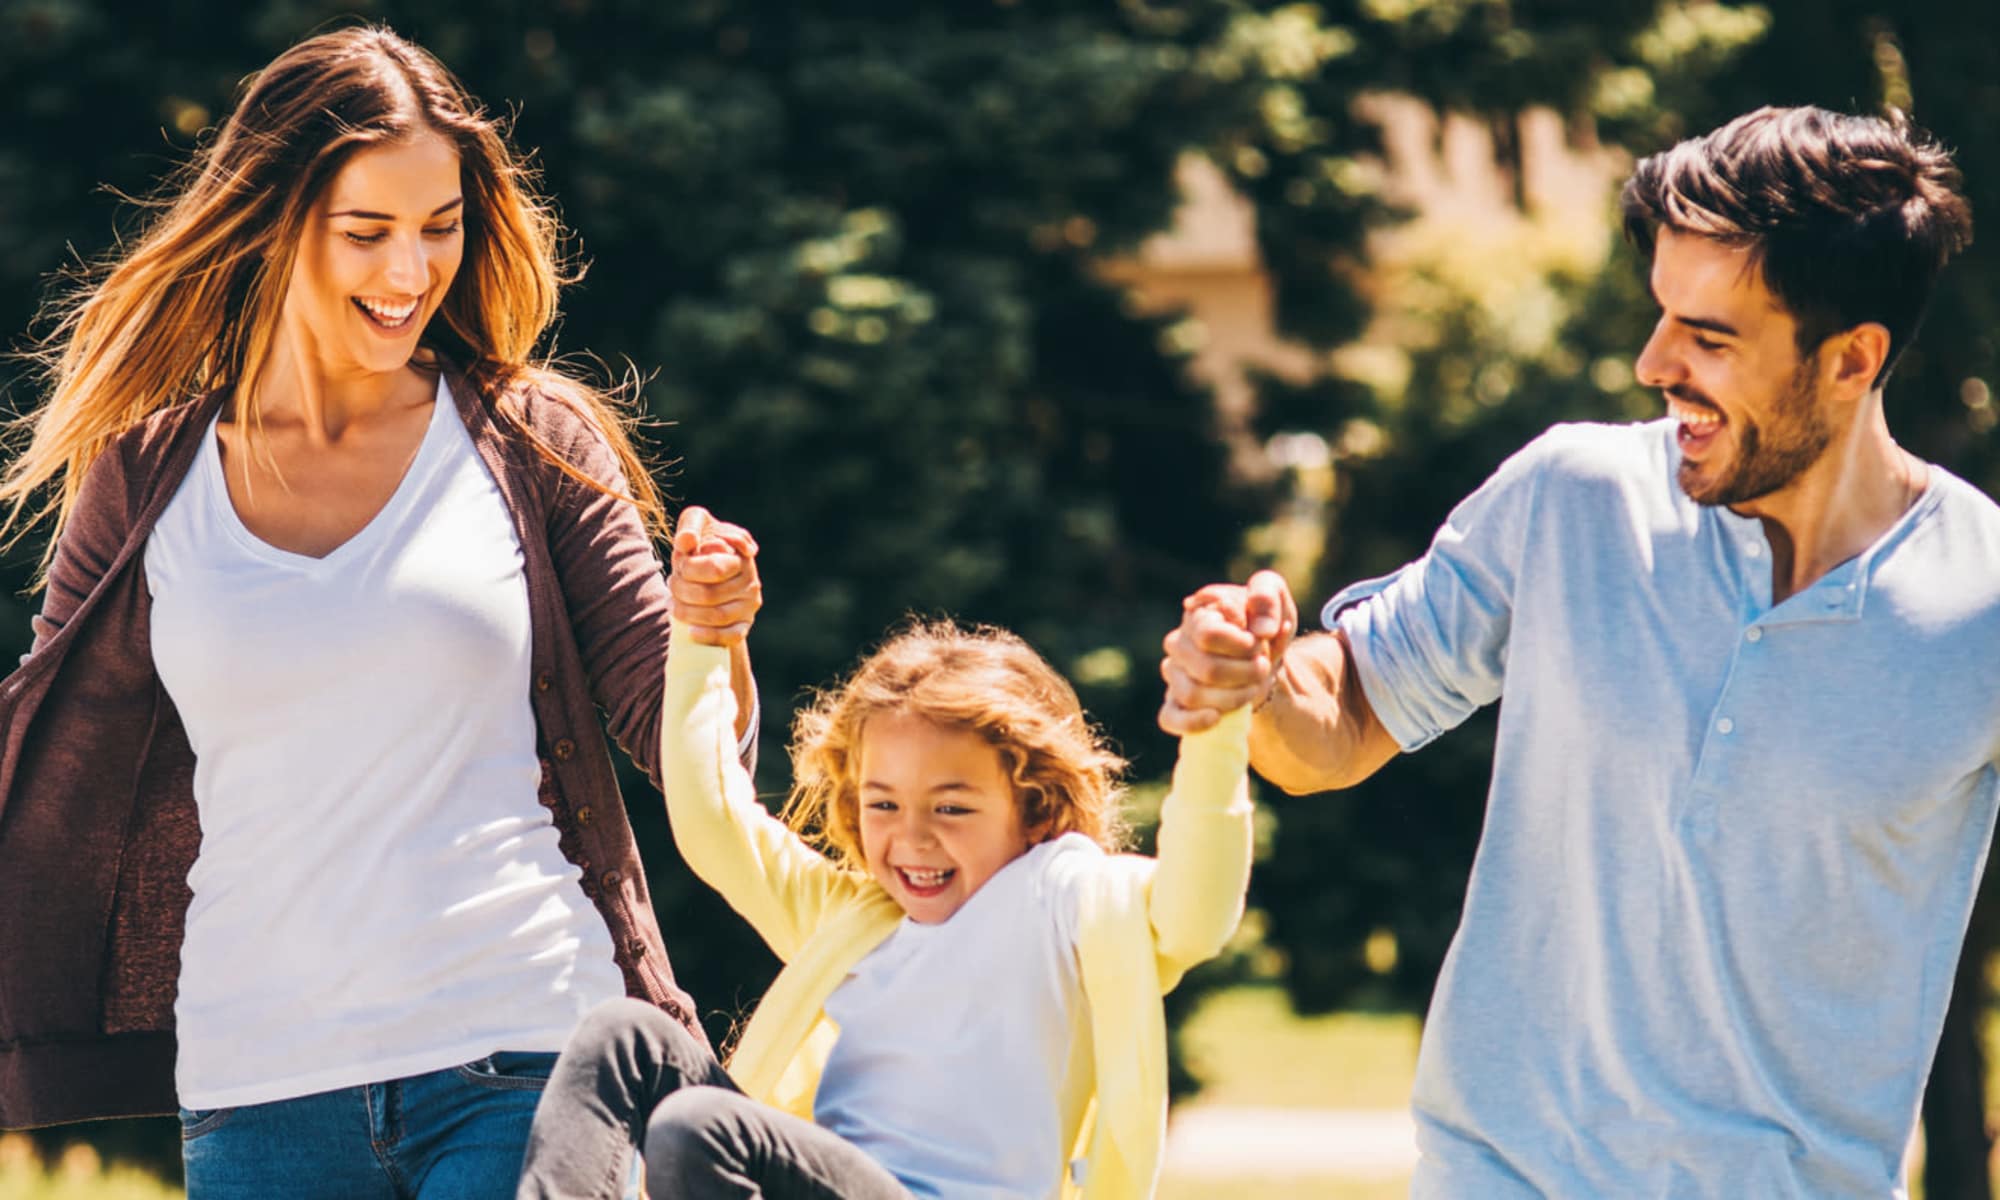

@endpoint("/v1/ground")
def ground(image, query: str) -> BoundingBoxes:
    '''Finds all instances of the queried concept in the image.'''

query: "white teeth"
[357,298,418,323]
[900,867,951,888]
[1668,400,1722,431]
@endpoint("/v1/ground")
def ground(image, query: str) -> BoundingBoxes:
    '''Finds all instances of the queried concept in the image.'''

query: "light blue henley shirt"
[1329,419,2000,1198]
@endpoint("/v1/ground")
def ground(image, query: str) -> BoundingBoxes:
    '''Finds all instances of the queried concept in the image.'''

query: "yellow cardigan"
[660,630,1253,1199]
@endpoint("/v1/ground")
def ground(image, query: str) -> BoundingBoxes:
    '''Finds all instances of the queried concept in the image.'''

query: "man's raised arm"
[1159,569,1400,795]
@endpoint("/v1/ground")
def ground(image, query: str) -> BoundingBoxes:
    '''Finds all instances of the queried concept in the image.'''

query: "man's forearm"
[1249,632,1398,794]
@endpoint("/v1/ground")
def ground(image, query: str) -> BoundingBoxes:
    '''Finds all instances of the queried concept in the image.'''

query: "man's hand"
[669,506,762,647]
[1159,569,1299,735]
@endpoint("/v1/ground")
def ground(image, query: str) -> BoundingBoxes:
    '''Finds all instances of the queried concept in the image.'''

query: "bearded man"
[1162,106,1998,1197]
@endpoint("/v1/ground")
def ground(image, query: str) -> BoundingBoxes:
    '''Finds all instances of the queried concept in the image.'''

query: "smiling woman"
[0,24,761,1200]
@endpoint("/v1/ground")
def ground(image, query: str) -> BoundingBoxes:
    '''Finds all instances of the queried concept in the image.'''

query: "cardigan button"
[534,671,553,693]
[575,805,593,825]
[601,869,622,888]
[552,738,576,761]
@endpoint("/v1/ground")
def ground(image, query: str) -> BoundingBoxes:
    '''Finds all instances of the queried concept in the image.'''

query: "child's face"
[855,711,1035,924]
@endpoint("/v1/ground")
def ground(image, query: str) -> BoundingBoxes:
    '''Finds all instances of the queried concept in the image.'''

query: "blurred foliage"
[4,0,1998,1187]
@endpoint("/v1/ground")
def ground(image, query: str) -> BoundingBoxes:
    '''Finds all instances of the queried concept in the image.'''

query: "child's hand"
[669,506,762,646]
[1158,569,1297,733]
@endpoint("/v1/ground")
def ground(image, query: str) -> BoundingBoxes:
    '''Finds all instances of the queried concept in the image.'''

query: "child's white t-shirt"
[815,832,1099,1199]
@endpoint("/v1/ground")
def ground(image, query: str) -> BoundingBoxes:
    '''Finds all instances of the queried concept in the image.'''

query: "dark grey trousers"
[515,997,913,1200]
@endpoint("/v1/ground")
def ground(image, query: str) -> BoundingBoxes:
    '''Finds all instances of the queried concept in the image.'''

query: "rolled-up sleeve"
[1324,438,1551,751]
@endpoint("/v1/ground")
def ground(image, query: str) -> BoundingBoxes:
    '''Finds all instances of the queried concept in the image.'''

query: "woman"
[0,25,757,1198]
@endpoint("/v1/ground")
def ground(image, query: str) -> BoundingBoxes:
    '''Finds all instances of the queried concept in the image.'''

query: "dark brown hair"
[1621,105,1973,383]
[6,24,667,564]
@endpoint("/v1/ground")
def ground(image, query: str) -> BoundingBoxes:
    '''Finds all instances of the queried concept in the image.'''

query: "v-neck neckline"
[204,375,452,572]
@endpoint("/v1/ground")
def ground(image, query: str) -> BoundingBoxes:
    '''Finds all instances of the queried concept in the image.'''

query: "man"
[1161,106,1999,1196]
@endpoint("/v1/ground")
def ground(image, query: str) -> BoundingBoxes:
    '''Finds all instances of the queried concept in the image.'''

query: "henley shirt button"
[1745,543,1762,558]
[534,672,553,693]
[1744,628,1762,643]
[1716,717,1735,735]
[552,738,576,761]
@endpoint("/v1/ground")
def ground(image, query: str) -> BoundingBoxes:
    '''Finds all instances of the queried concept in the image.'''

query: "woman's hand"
[669,506,762,647]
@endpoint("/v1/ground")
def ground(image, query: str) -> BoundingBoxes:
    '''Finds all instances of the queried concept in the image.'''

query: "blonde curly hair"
[783,620,1129,868]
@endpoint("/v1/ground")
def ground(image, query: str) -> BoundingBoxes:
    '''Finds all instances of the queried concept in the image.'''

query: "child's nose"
[901,812,939,845]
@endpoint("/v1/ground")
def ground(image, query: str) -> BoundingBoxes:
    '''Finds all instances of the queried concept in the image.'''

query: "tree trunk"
[1922,922,1994,1199]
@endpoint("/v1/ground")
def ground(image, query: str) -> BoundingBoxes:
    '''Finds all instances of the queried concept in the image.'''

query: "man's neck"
[1731,397,1926,603]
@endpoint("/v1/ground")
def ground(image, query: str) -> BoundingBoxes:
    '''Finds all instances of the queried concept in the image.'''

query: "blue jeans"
[180,1052,560,1199]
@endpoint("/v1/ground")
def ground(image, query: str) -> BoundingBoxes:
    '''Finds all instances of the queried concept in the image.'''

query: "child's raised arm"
[1148,701,1255,979]
[661,514,869,962]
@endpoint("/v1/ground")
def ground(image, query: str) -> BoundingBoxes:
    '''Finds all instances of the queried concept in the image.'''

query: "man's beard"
[1677,355,1835,507]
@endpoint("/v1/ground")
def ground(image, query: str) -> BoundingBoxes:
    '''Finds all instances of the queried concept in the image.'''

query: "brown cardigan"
[0,371,728,1129]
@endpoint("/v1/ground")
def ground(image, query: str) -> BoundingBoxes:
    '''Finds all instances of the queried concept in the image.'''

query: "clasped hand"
[1158,568,1298,735]
[669,505,762,647]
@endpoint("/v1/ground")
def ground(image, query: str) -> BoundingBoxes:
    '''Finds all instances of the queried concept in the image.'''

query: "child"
[518,545,1253,1199]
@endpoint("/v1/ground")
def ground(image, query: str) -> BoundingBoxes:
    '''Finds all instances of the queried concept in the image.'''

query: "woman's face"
[282,132,465,381]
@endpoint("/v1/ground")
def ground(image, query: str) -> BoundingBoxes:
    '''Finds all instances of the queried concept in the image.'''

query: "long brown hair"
[4,24,667,567]
[783,620,1130,870]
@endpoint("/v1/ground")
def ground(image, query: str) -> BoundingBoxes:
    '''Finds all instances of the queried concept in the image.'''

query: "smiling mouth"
[1668,395,1725,454]
[895,867,955,896]
[353,296,420,332]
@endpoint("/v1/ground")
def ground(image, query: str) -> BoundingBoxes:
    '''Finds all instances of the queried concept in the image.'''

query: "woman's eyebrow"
[327,197,465,219]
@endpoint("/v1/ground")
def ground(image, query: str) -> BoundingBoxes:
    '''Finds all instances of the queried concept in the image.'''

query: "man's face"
[1633,229,1837,508]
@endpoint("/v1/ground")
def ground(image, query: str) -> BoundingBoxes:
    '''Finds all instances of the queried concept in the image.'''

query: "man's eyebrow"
[1647,280,1741,339]
[327,197,465,220]
[1675,314,1741,338]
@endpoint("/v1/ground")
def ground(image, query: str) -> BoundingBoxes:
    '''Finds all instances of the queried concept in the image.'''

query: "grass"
[1179,984,1421,1110]
[0,1138,180,1200]
[1161,984,1418,1196]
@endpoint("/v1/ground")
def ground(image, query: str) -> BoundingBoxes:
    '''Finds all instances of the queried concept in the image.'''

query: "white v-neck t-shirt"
[145,376,623,1109]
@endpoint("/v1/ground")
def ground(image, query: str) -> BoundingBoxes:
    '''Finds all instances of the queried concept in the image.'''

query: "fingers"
[1158,587,1279,734]
[1244,569,1297,643]
[674,506,760,560]
[669,570,761,646]
[672,545,757,586]
[1158,697,1224,736]
[1160,652,1266,715]
[673,505,712,558]
[670,507,762,646]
